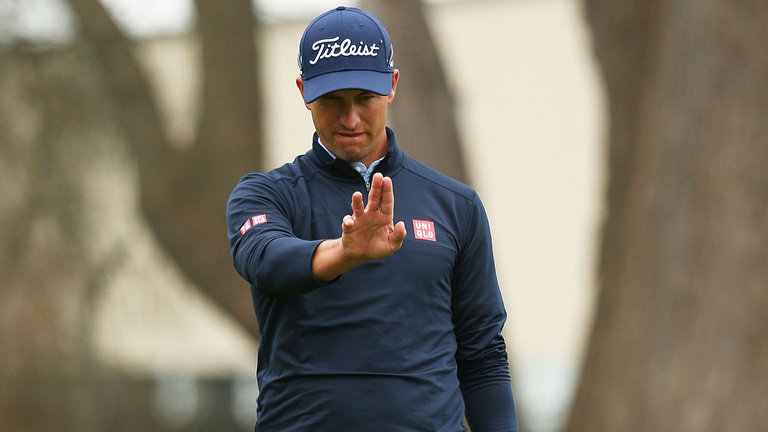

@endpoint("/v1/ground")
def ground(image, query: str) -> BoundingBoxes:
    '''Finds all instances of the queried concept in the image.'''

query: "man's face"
[298,71,398,167]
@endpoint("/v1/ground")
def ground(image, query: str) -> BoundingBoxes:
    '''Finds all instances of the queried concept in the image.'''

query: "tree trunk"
[0,44,157,431]
[0,41,256,432]
[362,0,469,184]
[65,0,262,339]
[567,1,768,430]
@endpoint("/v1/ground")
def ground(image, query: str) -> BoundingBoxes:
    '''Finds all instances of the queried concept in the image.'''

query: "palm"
[341,174,406,260]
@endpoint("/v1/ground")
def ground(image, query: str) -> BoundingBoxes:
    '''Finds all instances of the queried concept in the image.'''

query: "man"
[227,6,518,431]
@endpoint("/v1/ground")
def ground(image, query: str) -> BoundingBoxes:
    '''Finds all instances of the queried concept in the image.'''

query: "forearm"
[463,377,518,432]
[458,341,518,432]
[238,236,325,295]
[310,238,368,282]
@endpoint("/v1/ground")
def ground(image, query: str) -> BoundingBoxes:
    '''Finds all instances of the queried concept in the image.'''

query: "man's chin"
[334,139,368,154]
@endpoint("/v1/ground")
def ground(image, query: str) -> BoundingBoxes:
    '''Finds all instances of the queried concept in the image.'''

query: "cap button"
[336,6,346,10]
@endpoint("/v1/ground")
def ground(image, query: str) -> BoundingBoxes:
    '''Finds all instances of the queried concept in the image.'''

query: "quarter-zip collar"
[315,138,384,184]
[307,127,404,181]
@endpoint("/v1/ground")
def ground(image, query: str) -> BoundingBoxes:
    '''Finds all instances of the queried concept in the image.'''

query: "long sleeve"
[226,173,324,295]
[452,194,519,432]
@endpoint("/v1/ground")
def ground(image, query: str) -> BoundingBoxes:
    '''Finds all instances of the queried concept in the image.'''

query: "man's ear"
[388,69,400,104]
[296,77,311,109]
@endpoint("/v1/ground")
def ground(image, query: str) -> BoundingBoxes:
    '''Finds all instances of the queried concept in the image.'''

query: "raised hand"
[311,173,407,281]
[341,173,407,260]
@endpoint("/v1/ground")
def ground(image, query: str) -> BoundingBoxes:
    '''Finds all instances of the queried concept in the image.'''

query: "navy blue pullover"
[227,128,518,431]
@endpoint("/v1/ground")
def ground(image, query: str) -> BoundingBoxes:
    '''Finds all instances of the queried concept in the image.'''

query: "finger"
[342,215,355,229]
[366,173,384,211]
[351,191,364,217]
[392,221,407,249]
[380,176,394,216]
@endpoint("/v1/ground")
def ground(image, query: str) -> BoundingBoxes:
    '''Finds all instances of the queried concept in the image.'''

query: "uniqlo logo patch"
[412,219,436,242]
[251,214,267,225]
[240,214,267,235]
[239,219,252,235]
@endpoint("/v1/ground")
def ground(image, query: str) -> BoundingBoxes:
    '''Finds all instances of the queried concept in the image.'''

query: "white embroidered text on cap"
[309,37,381,65]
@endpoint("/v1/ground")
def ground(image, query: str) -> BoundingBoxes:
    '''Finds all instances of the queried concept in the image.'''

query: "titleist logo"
[309,36,380,65]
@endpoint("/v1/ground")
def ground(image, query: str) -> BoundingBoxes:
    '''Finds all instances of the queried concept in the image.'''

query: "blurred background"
[1,0,766,431]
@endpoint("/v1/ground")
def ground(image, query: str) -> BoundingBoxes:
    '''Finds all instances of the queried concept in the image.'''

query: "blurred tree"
[65,0,262,339]
[1,0,264,428]
[567,1,768,431]
[362,0,469,183]
[0,42,185,432]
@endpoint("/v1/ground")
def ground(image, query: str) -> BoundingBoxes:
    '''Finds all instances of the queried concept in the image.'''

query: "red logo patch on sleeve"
[240,214,267,235]
[412,219,436,242]
[252,214,267,225]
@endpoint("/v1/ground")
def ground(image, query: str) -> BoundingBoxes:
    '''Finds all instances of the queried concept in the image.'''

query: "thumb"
[392,221,407,248]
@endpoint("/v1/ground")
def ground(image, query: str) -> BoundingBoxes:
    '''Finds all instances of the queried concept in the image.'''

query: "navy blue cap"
[298,6,395,103]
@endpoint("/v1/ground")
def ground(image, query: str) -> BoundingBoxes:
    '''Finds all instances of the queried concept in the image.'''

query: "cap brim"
[302,70,393,103]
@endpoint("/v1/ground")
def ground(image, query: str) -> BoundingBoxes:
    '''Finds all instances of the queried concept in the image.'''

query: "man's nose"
[339,102,360,129]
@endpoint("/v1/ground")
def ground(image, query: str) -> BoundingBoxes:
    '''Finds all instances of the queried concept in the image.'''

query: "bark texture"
[567,1,768,430]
